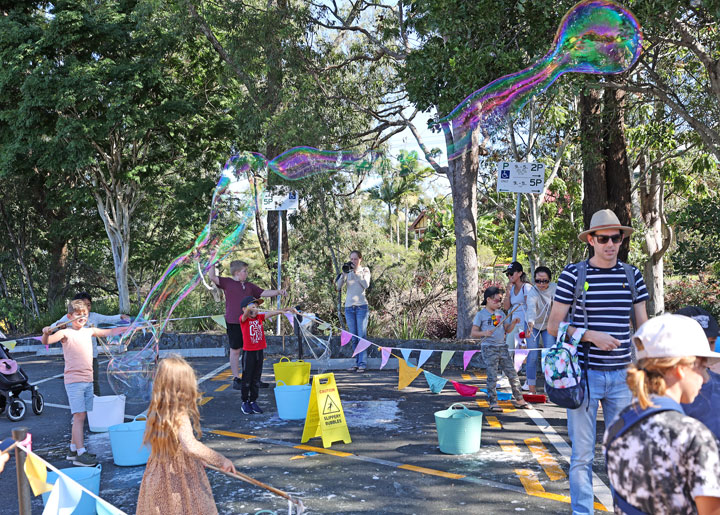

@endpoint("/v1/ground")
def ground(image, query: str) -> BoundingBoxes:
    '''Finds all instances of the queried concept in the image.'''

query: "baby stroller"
[0,341,44,421]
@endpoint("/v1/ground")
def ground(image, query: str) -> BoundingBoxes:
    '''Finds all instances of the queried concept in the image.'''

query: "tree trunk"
[405,200,409,249]
[448,133,480,339]
[580,88,608,230]
[603,87,632,262]
[47,238,69,310]
[0,203,40,317]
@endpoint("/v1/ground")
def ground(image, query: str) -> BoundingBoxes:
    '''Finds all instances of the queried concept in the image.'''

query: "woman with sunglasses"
[525,266,556,394]
[503,261,532,349]
[604,314,720,515]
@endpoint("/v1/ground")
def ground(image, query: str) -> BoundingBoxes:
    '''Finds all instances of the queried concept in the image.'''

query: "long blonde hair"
[627,356,695,409]
[143,356,202,459]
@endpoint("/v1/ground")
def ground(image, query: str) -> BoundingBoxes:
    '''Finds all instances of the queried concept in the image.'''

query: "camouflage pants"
[481,344,523,405]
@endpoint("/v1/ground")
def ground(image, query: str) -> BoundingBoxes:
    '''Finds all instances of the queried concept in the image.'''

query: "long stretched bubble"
[441,0,643,160]
[107,148,375,402]
[105,0,643,402]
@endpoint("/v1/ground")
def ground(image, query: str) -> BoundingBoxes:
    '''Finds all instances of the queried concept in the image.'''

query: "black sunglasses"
[535,279,549,284]
[593,233,624,244]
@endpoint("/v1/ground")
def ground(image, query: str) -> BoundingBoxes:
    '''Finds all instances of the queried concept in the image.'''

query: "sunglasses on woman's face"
[593,233,624,244]
[535,279,549,284]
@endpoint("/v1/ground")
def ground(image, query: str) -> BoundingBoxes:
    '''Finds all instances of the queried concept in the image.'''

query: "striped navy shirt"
[554,261,648,370]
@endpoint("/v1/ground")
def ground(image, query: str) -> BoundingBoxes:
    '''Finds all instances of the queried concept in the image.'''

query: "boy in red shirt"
[239,297,294,414]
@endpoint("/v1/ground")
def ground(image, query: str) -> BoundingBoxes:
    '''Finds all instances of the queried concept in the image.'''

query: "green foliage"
[669,198,720,275]
[665,277,720,321]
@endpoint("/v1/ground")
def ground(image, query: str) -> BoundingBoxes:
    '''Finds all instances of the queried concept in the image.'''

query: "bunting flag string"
[15,443,127,515]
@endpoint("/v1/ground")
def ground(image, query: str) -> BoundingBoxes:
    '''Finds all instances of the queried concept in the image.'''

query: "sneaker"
[241,401,253,414]
[347,366,358,372]
[67,450,96,461]
[258,381,269,388]
[232,377,242,390]
[73,452,98,467]
[356,367,366,373]
[521,382,530,391]
[249,402,263,414]
[497,377,511,389]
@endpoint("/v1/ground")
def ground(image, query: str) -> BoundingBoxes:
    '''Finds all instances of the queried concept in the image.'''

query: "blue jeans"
[345,304,369,368]
[567,368,631,514]
[526,328,555,386]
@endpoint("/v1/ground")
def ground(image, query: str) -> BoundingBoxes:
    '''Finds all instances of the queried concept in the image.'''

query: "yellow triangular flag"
[397,358,423,390]
[3,340,17,350]
[24,452,53,496]
[210,315,227,329]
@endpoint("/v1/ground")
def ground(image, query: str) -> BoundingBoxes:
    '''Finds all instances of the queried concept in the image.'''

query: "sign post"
[263,189,299,334]
[496,162,545,261]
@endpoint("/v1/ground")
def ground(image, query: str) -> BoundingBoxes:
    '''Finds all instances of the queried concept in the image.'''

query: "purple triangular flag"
[284,313,294,326]
[340,330,352,346]
[416,349,433,370]
[514,349,529,371]
[352,338,373,357]
[380,347,392,369]
[463,350,478,370]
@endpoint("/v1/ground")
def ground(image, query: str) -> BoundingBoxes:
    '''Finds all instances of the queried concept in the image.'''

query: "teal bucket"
[109,418,151,466]
[434,403,483,455]
[42,465,101,514]
[274,380,311,420]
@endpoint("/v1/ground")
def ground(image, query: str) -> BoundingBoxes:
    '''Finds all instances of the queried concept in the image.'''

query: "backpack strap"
[605,397,684,515]
[571,260,589,330]
[620,261,639,333]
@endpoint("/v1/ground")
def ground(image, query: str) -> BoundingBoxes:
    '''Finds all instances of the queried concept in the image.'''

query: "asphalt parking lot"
[0,354,616,514]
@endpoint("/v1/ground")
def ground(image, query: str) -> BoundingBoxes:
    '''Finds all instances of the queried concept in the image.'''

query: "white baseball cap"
[634,314,720,364]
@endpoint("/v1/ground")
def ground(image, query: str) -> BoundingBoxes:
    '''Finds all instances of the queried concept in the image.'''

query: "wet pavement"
[0,354,615,514]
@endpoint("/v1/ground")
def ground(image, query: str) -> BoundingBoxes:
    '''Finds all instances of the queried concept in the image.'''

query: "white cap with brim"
[634,314,720,365]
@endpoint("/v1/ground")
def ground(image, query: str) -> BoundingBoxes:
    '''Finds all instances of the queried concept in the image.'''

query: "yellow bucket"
[273,357,311,386]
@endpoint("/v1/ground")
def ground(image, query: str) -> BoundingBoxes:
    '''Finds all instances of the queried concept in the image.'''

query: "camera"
[342,261,355,273]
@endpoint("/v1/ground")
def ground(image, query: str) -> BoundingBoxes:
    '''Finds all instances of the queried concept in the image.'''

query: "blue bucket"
[42,465,101,514]
[274,380,311,420]
[434,403,483,455]
[108,418,151,466]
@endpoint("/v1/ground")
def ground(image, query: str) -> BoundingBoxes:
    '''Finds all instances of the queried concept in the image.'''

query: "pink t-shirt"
[218,277,264,324]
[61,327,94,384]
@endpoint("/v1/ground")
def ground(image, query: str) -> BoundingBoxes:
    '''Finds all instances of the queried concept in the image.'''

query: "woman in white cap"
[603,314,720,515]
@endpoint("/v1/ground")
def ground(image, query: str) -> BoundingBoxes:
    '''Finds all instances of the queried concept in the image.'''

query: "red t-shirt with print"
[240,313,267,351]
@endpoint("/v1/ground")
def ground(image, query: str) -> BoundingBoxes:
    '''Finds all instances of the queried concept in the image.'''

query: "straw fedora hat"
[578,209,633,243]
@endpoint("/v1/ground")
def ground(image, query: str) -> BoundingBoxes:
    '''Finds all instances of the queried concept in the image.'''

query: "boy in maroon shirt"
[208,260,287,390]
[238,297,295,414]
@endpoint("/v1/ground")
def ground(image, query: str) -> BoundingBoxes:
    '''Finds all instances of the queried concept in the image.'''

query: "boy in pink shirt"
[42,300,129,466]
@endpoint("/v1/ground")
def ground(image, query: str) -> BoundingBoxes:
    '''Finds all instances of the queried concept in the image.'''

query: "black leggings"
[241,349,263,402]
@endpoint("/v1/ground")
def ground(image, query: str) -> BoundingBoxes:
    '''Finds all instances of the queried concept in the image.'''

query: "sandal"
[513,401,531,409]
[489,404,504,413]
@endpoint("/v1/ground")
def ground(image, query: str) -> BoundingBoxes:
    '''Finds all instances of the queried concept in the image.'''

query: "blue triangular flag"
[416,350,433,370]
[424,371,448,394]
[400,348,412,364]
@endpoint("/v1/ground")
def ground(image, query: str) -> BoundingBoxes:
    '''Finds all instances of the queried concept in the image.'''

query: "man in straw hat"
[547,209,649,514]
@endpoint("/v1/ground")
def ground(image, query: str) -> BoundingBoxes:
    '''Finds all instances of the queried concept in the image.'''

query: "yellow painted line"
[199,396,213,406]
[515,468,608,511]
[498,439,523,457]
[476,399,489,408]
[215,383,230,392]
[211,370,233,381]
[398,464,466,480]
[294,444,353,457]
[499,400,517,413]
[525,437,566,481]
[211,430,257,440]
[473,371,487,380]
[486,416,502,428]
[461,373,472,381]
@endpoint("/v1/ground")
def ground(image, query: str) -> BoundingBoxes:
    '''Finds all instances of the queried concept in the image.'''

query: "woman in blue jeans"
[335,250,371,372]
[525,266,556,393]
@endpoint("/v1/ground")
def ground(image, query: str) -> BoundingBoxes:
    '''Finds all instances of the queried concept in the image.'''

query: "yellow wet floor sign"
[301,373,351,448]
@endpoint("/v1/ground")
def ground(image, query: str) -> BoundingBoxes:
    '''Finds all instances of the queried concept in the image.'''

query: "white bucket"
[87,395,126,432]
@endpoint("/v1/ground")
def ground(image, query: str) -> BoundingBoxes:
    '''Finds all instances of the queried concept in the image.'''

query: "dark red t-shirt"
[218,277,264,324]
[240,313,266,351]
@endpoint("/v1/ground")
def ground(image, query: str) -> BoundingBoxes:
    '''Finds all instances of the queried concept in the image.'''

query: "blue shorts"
[65,382,94,414]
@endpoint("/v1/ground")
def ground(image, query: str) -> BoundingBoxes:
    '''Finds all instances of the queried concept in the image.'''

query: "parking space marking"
[485,416,502,429]
[525,437,566,481]
[516,468,545,494]
[473,372,487,380]
[211,370,233,382]
[198,363,231,384]
[215,384,230,392]
[498,439,523,457]
[211,429,584,509]
[199,396,213,406]
[476,399,489,408]
[498,400,516,413]
[461,373,472,381]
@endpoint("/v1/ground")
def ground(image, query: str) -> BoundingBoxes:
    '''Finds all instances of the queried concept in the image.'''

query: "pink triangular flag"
[340,330,352,346]
[452,380,478,397]
[380,347,392,369]
[463,350,478,370]
[284,313,294,326]
[352,338,373,357]
[416,349,433,370]
[514,349,529,372]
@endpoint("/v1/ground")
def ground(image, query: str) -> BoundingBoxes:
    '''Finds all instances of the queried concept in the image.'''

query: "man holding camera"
[335,250,371,372]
